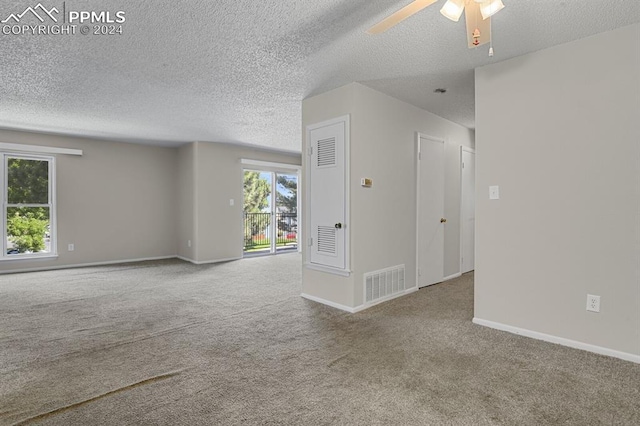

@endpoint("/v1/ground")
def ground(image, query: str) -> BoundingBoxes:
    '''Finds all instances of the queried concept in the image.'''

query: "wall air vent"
[364,265,405,304]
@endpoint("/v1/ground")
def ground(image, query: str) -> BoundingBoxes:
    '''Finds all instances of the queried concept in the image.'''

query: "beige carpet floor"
[1,253,639,425]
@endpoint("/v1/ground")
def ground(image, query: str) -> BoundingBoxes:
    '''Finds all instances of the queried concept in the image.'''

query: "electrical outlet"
[586,294,600,313]
[68,243,74,252]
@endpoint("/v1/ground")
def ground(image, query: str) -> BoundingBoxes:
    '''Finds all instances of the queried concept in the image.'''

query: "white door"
[308,119,346,270]
[461,148,475,273]
[417,135,445,287]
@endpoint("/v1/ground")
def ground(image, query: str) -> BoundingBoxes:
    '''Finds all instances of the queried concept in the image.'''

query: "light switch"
[489,186,500,200]
[229,199,235,206]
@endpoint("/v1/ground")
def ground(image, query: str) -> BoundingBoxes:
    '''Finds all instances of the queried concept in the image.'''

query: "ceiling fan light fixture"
[479,0,505,20]
[440,0,465,22]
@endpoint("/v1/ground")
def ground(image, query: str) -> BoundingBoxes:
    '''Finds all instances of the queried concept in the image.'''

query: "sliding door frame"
[240,159,301,256]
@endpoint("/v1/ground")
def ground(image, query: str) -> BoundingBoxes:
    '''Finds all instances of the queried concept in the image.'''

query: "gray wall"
[177,143,196,260]
[475,24,640,356]
[0,133,302,271]
[0,130,178,272]
[301,84,357,307]
[180,142,301,264]
[302,83,475,308]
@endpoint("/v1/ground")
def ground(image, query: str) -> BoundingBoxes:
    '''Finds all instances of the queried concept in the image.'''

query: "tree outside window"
[3,155,54,257]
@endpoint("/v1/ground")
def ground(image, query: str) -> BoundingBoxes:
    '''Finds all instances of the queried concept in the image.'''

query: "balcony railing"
[243,212,297,252]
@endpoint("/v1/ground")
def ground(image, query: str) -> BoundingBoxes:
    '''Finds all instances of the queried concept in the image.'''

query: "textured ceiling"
[0,0,638,152]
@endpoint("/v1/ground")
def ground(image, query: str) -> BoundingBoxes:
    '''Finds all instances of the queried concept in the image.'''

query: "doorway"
[416,134,445,288]
[243,169,299,256]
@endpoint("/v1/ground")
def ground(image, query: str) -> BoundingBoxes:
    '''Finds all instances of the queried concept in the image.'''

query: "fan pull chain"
[473,2,480,46]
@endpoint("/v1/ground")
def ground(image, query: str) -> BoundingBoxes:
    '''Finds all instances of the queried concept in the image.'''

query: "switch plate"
[489,186,500,200]
[68,244,74,252]
[187,240,192,248]
[229,199,234,206]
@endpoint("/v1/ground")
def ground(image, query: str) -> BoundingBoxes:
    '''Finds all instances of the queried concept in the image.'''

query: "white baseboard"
[300,293,357,313]
[177,256,242,265]
[2,254,257,274]
[352,287,419,313]
[420,273,462,289]
[443,272,462,282]
[473,317,640,364]
[175,256,242,265]
[0,255,176,275]
[301,286,419,314]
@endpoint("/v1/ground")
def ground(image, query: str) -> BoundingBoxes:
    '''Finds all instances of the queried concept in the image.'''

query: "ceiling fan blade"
[367,0,438,35]
[464,1,491,48]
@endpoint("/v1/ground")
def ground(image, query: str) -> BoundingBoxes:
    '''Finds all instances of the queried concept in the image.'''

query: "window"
[1,153,56,259]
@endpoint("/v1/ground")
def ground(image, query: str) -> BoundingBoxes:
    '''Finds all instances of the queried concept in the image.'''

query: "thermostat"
[361,178,372,188]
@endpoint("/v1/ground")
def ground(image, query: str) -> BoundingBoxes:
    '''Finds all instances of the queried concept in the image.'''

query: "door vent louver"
[317,137,336,167]
[364,265,405,304]
[317,226,337,255]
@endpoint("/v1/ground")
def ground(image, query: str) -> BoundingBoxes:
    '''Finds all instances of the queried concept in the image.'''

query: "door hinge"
[308,237,313,246]
[418,268,422,277]
[307,146,313,156]
[462,162,465,168]
[418,151,421,160]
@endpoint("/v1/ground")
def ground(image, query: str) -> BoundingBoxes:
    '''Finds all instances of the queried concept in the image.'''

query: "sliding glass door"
[274,173,297,253]
[243,170,298,256]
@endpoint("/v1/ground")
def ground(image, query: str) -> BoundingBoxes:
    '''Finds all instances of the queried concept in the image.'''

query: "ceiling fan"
[367,0,505,54]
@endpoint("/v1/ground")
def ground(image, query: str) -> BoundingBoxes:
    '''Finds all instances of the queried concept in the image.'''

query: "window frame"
[1,152,57,261]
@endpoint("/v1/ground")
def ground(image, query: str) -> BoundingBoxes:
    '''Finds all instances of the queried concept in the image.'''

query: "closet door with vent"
[307,117,347,271]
